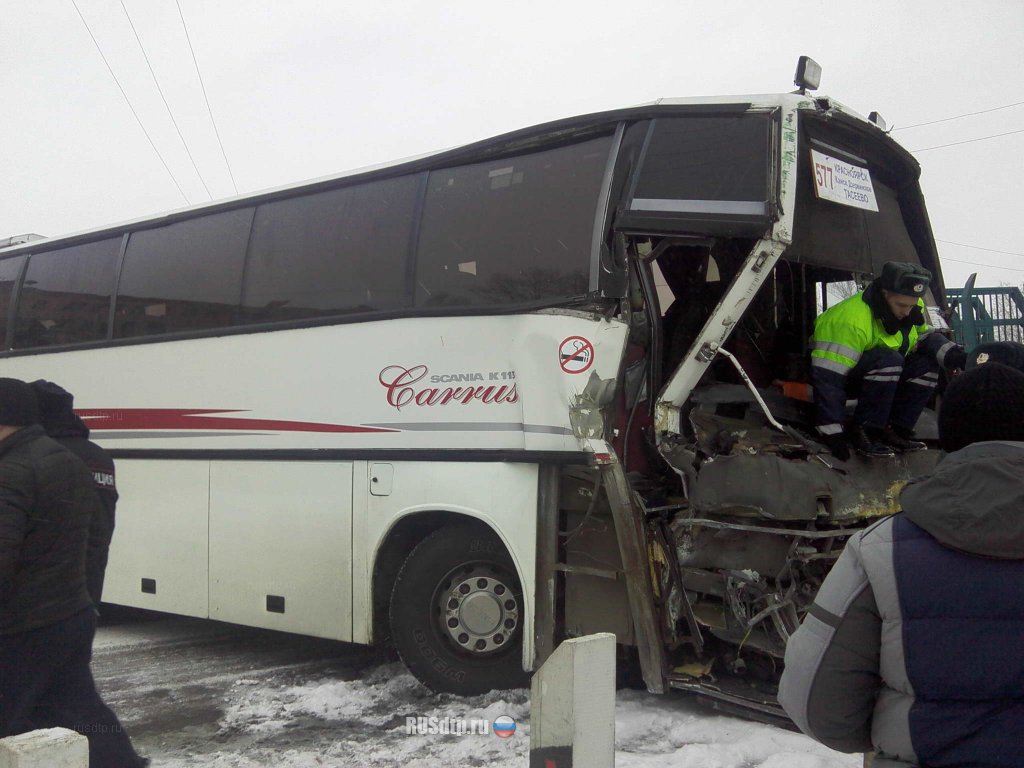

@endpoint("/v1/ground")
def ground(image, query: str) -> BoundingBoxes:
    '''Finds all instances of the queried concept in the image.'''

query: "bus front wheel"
[390,523,528,695]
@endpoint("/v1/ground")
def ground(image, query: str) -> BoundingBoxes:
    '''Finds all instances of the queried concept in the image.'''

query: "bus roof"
[1,91,888,259]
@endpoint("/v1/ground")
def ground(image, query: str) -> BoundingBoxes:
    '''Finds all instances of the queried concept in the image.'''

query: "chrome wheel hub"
[440,569,520,654]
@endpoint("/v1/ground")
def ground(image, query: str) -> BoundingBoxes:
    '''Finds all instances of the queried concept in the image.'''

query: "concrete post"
[0,728,88,768]
[529,632,615,768]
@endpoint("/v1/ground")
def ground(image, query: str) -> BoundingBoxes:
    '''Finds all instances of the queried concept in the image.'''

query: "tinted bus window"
[115,209,253,338]
[13,239,120,349]
[623,115,773,236]
[0,256,26,349]
[241,176,418,323]
[415,135,614,307]
[634,116,770,203]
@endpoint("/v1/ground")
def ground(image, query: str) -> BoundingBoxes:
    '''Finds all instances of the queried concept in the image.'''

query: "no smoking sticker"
[559,336,594,374]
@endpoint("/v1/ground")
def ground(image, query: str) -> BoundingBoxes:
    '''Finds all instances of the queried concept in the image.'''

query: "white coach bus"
[1,60,947,717]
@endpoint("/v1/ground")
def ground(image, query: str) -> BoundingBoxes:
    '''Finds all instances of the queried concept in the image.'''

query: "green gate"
[947,274,1024,352]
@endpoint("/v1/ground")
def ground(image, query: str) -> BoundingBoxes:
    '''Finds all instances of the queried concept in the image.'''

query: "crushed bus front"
[557,87,950,720]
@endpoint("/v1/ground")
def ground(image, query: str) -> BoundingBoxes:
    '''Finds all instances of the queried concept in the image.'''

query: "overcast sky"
[2,0,1022,291]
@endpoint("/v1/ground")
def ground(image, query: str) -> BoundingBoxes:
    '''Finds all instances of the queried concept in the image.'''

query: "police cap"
[967,340,1024,372]
[880,261,931,297]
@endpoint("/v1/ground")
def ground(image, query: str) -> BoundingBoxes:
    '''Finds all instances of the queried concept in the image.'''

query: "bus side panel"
[356,461,538,668]
[208,461,354,640]
[1,314,626,455]
[102,459,210,618]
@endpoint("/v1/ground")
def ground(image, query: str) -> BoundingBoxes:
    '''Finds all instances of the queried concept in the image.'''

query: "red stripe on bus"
[76,408,398,434]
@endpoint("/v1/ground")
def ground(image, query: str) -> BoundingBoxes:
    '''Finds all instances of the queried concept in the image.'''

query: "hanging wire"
[893,101,1024,131]
[70,0,190,204]
[909,127,1024,153]
[121,0,213,200]
[175,0,239,195]
[936,240,1024,259]
[939,256,1024,274]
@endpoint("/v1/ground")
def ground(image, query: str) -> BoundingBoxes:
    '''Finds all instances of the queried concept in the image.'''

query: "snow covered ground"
[154,662,861,767]
[93,612,861,767]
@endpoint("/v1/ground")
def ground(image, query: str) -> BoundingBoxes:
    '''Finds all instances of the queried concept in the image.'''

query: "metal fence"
[947,281,1024,352]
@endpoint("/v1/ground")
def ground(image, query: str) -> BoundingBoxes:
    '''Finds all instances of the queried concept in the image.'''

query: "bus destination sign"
[810,149,879,212]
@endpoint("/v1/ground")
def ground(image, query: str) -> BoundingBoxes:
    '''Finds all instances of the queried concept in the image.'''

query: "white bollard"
[529,632,616,768]
[0,728,88,768]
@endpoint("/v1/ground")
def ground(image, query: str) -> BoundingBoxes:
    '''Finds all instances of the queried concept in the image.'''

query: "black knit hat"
[939,363,1024,452]
[879,261,931,297]
[0,377,40,427]
[967,341,1024,372]
[30,379,91,437]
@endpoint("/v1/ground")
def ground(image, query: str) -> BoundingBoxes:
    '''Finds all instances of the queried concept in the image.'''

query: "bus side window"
[12,239,119,350]
[416,261,478,307]
[241,177,417,323]
[114,210,251,339]
[0,256,26,350]
[414,136,613,309]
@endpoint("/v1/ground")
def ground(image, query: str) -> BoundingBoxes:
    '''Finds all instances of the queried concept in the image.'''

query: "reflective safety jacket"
[809,290,955,433]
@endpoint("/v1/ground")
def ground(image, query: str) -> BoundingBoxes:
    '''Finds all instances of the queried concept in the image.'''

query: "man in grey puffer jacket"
[778,357,1024,767]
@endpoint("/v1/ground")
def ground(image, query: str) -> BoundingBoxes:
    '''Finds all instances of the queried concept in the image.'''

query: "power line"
[939,256,1024,274]
[70,0,190,204]
[909,127,1024,153]
[892,101,1024,131]
[176,0,238,196]
[121,0,212,200]
[936,239,1024,258]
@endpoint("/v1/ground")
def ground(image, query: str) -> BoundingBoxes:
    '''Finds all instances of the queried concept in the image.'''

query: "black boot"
[874,425,927,453]
[848,423,895,458]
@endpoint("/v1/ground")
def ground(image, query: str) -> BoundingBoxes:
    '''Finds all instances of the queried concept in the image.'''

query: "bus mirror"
[794,56,821,93]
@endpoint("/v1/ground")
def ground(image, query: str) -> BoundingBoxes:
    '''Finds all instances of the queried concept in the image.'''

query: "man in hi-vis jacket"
[810,261,965,460]
[778,356,1024,767]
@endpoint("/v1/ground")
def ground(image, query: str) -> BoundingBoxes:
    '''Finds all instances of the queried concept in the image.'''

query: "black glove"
[944,345,967,371]
[820,432,851,462]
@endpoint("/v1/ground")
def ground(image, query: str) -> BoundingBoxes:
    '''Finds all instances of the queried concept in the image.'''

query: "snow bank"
[154,662,862,767]
[613,689,861,768]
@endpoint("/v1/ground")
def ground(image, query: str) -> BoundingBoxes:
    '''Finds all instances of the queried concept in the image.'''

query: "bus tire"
[389,523,528,695]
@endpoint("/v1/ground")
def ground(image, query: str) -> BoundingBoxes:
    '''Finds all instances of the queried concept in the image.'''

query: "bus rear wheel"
[390,523,528,695]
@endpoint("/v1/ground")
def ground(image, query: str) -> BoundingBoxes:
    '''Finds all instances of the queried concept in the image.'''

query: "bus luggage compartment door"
[208,461,354,640]
[103,459,211,617]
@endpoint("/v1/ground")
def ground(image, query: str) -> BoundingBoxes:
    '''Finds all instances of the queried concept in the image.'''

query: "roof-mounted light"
[0,233,45,250]
[868,111,887,131]
[794,56,822,94]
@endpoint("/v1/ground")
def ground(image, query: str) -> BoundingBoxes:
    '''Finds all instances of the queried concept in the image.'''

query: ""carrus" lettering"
[378,365,519,410]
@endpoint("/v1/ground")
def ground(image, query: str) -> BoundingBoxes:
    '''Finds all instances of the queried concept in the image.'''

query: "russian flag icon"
[492,715,516,738]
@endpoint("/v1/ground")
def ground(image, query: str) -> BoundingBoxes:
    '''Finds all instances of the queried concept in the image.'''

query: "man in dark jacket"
[31,379,118,606]
[778,359,1024,767]
[0,378,146,767]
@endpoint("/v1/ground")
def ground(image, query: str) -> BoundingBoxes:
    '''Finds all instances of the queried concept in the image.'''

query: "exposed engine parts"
[645,379,940,688]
